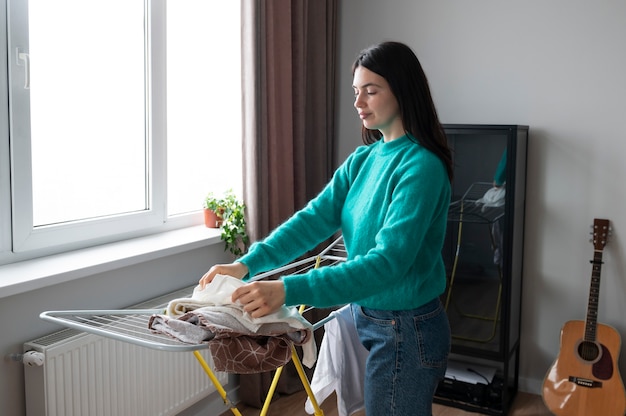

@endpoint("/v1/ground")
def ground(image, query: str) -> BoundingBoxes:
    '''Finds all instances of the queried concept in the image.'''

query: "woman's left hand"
[232,280,286,318]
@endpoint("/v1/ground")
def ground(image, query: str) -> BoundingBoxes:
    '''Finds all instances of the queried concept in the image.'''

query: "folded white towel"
[166,274,246,318]
[166,274,317,367]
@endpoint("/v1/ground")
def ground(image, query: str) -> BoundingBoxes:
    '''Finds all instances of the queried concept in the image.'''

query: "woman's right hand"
[199,262,249,289]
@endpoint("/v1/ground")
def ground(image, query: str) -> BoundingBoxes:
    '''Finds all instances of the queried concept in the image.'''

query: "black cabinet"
[435,125,528,415]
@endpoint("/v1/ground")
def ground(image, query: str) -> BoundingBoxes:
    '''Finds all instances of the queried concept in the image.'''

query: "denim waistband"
[355,296,442,319]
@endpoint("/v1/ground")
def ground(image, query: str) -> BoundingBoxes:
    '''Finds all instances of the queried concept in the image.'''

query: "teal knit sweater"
[238,134,451,311]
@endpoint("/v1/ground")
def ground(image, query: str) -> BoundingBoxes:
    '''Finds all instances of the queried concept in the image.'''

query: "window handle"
[16,48,30,90]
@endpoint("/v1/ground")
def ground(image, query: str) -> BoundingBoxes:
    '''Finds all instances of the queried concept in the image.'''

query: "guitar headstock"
[591,218,611,251]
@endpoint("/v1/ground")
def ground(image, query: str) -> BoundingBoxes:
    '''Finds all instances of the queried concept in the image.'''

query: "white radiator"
[24,287,228,416]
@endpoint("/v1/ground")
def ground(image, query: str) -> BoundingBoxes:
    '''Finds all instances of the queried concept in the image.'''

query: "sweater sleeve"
[237,149,363,278]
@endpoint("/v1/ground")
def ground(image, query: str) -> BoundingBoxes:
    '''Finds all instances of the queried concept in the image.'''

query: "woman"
[200,41,454,415]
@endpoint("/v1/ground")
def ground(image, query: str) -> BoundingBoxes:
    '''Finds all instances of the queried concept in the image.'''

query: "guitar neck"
[584,249,603,342]
[585,218,610,343]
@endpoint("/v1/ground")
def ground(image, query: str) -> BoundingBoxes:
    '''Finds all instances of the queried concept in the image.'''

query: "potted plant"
[203,192,225,228]
[203,189,249,257]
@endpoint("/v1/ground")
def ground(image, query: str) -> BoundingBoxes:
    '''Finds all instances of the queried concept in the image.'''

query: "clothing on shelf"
[475,186,505,211]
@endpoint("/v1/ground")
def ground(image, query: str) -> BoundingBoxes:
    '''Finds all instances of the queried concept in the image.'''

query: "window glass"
[166,0,242,215]
[29,0,147,226]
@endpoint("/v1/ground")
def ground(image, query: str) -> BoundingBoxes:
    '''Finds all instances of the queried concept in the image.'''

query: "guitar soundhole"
[594,344,614,380]
[578,341,600,362]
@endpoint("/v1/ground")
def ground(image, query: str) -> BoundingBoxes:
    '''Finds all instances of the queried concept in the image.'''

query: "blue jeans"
[352,298,450,416]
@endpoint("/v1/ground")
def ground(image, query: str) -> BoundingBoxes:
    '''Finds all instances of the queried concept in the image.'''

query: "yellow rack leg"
[260,342,325,416]
[193,350,243,416]
[261,259,325,416]
[260,365,285,416]
[291,345,325,415]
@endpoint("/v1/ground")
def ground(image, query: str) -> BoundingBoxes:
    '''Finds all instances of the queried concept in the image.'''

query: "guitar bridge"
[569,376,603,388]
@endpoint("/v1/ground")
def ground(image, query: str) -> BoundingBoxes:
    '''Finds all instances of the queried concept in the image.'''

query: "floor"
[220,389,552,416]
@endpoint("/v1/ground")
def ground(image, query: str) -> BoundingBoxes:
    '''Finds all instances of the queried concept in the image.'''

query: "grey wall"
[0,244,233,416]
[336,0,626,393]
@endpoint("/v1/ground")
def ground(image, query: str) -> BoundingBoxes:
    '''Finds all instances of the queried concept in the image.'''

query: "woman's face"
[352,66,403,141]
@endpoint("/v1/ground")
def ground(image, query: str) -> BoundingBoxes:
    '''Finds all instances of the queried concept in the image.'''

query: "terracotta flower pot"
[203,208,223,228]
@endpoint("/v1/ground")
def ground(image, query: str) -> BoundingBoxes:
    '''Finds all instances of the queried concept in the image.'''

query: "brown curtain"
[242,0,338,243]
[239,0,338,408]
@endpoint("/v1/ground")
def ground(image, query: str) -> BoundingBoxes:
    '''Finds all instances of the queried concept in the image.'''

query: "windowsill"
[0,225,222,300]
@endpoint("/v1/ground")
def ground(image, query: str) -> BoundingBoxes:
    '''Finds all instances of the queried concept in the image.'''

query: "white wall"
[337,0,626,394]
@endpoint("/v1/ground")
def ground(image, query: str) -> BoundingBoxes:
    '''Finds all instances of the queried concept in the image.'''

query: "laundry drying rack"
[40,235,347,416]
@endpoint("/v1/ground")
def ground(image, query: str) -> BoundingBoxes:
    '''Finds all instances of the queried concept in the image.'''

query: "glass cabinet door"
[441,125,527,360]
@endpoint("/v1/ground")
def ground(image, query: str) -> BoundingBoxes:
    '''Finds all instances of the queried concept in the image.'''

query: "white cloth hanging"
[305,305,368,416]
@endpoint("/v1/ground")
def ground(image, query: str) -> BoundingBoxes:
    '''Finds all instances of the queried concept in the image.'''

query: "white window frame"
[1,0,237,265]
[1,1,13,259]
[6,0,167,257]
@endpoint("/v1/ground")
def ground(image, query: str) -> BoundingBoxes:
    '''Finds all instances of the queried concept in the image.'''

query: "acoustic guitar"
[542,218,626,415]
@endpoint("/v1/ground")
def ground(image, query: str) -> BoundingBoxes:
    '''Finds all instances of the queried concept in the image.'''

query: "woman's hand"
[199,262,249,289]
[232,280,286,318]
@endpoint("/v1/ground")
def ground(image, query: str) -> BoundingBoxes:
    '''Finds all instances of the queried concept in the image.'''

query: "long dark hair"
[352,41,453,182]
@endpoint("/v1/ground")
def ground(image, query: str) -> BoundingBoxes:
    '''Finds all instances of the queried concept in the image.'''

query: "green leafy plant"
[203,191,222,212]
[203,189,249,257]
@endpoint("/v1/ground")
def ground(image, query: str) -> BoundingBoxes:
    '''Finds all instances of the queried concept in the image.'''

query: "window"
[166,1,243,216]
[1,0,242,264]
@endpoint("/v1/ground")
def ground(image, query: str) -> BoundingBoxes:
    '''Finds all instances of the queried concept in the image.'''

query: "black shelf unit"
[435,125,528,415]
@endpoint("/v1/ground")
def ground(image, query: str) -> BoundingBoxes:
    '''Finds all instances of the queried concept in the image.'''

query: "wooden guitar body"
[543,320,626,415]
